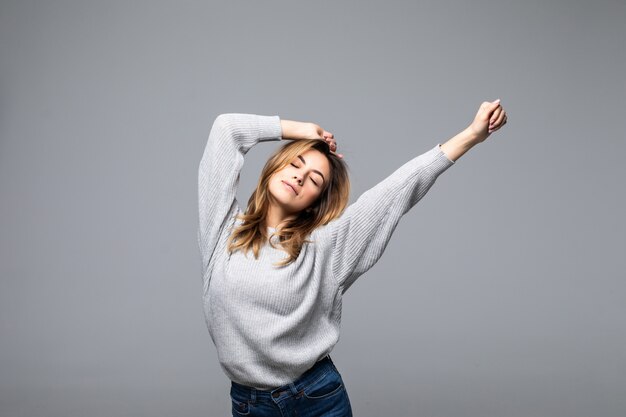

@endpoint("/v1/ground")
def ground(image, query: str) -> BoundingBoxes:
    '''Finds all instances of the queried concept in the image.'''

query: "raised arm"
[279,119,344,158]
[197,113,282,269]
[328,143,455,294]
[440,99,507,161]
[328,99,507,294]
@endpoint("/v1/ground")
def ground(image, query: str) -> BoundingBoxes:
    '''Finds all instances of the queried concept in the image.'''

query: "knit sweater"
[197,113,455,389]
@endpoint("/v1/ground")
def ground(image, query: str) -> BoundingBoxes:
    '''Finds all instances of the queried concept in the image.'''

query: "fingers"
[484,98,507,133]
[329,143,343,158]
[494,109,506,127]
[328,142,343,158]
[499,114,508,129]
[489,106,502,125]
[322,131,336,149]
[326,138,343,158]
[481,99,500,113]
[321,130,344,158]
[489,112,507,133]
[321,136,342,158]
[489,108,504,131]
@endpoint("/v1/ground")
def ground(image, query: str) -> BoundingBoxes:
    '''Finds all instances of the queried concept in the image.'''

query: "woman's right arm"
[280,119,317,140]
[197,113,282,270]
[280,119,343,158]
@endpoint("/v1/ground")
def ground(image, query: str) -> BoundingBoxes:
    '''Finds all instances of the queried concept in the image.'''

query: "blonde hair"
[226,139,350,267]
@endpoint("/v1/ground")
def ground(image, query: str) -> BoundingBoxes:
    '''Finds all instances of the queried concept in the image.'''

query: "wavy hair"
[226,139,350,267]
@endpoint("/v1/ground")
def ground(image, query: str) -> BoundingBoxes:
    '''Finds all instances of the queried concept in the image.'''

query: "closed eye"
[290,163,319,186]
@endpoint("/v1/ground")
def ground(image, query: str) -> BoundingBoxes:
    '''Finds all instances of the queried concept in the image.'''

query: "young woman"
[197,100,507,416]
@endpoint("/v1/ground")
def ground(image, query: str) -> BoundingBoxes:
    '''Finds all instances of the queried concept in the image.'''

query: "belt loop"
[251,387,256,402]
[289,382,298,395]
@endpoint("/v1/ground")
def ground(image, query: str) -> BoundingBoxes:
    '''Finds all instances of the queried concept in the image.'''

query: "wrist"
[439,127,481,162]
[465,125,487,145]
[280,120,316,140]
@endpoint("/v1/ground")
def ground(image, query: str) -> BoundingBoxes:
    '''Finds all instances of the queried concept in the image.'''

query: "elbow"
[213,113,230,127]
[211,114,235,137]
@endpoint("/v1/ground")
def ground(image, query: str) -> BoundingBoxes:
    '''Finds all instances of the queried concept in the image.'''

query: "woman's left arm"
[327,143,455,294]
[440,99,508,161]
[328,99,507,294]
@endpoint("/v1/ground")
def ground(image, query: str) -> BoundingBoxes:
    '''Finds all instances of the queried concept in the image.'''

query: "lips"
[282,180,298,195]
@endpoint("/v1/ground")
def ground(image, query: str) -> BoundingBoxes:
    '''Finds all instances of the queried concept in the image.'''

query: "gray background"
[1,0,624,416]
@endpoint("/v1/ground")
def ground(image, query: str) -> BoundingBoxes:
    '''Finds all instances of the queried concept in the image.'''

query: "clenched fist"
[468,99,508,143]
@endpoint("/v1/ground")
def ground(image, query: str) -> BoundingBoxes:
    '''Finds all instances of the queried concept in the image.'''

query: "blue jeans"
[229,355,353,417]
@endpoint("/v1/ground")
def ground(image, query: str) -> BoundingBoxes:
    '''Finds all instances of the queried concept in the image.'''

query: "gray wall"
[1,1,624,416]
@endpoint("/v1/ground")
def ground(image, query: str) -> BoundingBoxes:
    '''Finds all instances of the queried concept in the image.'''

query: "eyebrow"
[297,155,325,183]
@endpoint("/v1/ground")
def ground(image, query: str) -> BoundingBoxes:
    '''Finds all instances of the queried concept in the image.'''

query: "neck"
[265,203,297,229]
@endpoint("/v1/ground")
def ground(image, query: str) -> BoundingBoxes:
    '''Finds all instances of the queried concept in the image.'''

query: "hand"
[308,123,343,159]
[320,130,343,159]
[281,120,343,158]
[467,99,508,143]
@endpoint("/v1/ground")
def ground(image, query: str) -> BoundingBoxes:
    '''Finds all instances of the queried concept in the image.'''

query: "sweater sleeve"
[328,144,455,294]
[197,113,283,269]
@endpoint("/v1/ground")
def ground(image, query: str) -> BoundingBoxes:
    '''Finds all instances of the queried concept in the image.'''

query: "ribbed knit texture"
[197,113,455,389]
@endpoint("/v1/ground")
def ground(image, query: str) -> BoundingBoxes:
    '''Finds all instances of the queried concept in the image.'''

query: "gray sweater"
[197,113,455,389]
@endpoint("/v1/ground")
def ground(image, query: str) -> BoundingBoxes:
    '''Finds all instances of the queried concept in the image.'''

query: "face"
[268,148,331,215]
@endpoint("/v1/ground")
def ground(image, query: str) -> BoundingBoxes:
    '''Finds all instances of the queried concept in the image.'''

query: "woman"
[197,100,507,416]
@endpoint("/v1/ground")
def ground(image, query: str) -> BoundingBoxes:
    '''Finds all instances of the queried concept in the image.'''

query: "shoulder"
[308,221,335,246]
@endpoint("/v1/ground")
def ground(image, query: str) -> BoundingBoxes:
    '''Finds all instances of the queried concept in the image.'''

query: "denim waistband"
[230,355,335,401]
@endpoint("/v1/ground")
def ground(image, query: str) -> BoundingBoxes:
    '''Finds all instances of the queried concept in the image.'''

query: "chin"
[268,184,292,205]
